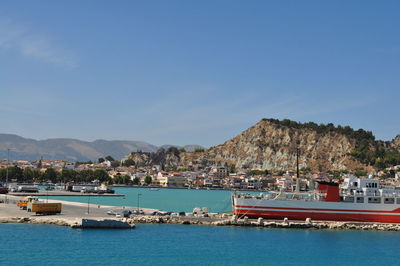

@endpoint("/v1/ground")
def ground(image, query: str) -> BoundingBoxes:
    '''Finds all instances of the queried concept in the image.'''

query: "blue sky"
[1,0,399,147]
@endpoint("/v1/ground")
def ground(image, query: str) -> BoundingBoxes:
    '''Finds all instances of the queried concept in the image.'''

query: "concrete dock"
[0,194,155,229]
[9,190,124,197]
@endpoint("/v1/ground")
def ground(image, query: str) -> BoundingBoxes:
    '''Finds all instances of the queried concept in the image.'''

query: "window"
[356,197,364,203]
[384,198,394,204]
[368,197,381,204]
[343,197,354,203]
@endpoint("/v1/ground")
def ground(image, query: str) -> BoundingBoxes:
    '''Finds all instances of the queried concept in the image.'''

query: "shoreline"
[2,194,400,231]
[0,195,399,231]
[112,184,269,193]
[2,213,400,231]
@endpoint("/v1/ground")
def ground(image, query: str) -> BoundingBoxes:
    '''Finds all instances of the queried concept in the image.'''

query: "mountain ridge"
[0,134,159,161]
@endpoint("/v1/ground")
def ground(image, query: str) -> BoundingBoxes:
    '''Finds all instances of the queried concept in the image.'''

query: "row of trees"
[267,118,375,142]
[0,166,156,185]
[0,166,112,184]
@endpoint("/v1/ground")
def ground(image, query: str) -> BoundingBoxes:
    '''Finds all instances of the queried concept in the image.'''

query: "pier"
[9,190,124,197]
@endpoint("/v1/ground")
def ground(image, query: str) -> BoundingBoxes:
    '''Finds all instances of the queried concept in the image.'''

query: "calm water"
[40,187,255,212]
[0,223,398,266]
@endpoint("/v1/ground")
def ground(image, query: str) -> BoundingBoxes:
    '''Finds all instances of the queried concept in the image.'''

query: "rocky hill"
[391,135,400,151]
[126,119,400,172]
[0,134,159,161]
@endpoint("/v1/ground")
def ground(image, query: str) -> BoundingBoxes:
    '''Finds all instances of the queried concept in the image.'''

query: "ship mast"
[295,140,300,193]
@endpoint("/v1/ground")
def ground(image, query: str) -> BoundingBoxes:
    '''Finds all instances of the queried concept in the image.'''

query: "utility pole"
[6,148,10,187]
[295,140,300,193]
[137,193,142,212]
[5,148,10,204]
[87,194,91,214]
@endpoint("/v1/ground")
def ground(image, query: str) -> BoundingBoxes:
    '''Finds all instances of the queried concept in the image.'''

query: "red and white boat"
[232,176,400,223]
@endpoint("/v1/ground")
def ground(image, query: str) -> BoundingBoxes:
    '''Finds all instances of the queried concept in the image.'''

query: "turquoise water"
[0,223,399,266]
[41,187,257,212]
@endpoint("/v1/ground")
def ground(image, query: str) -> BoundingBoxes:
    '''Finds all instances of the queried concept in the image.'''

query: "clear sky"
[1,0,399,147]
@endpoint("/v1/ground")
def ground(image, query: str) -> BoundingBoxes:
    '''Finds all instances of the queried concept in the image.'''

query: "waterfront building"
[157,172,186,187]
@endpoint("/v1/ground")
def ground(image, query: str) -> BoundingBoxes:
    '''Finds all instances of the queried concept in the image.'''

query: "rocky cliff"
[391,135,400,151]
[126,119,400,172]
[206,119,367,172]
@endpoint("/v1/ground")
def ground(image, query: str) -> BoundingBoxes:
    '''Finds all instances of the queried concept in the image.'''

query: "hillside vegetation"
[266,119,400,170]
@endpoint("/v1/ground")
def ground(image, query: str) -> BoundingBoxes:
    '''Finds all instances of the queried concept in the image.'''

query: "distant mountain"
[0,134,159,161]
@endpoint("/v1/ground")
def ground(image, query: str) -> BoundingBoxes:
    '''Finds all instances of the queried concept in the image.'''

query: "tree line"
[0,166,136,185]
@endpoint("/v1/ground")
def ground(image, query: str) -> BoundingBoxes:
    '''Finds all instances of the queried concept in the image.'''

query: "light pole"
[295,140,300,193]
[87,194,91,214]
[137,193,142,212]
[5,148,10,204]
[6,148,10,186]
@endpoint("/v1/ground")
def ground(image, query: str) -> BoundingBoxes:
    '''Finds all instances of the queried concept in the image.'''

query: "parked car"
[122,210,132,217]
[107,210,118,216]
[132,210,144,215]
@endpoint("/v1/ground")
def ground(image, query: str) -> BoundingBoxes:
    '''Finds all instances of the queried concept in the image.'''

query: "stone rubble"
[2,214,400,231]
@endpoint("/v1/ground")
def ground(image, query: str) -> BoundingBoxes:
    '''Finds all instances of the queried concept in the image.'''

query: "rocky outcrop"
[206,119,369,172]
[125,119,400,172]
[123,214,400,231]
[126,147,181,169]
[390,135,400,151]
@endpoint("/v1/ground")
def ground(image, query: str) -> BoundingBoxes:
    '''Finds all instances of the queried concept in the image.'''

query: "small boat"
[149,188,160,191]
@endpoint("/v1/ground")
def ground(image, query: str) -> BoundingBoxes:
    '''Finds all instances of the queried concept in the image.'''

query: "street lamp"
[87,194,91,214]
[295,140,300,193]
[6,148,10,186]
[137,193,142,212]
[5,148,11,204]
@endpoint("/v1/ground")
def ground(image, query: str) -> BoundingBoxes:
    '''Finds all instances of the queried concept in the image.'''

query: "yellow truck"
[27,202,62,215]
[17,196,39,210]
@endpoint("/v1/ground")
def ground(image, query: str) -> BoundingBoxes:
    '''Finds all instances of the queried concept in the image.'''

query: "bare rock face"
[126,119,387,172]
[205,119,367,172]
[391,135,400,151]
[126,147,182,169]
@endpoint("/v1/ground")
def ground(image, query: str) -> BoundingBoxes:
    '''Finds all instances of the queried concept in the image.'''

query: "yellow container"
[27,202,62,214]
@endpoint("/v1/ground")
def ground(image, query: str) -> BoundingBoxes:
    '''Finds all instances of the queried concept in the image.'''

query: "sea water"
[0,223,398,266]
[40,187,256,212]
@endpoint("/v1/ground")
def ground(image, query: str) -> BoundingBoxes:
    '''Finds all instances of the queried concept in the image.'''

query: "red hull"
[234,209,400,223]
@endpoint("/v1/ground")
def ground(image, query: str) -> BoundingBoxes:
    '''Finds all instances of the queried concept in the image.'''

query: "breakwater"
[2,213,400,231]
[126,214,400,231]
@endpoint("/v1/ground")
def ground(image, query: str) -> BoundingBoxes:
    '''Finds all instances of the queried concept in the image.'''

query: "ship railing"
[272,191,318,201]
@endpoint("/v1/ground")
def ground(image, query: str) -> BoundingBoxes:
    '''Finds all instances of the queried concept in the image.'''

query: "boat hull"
[233,196,400,223]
